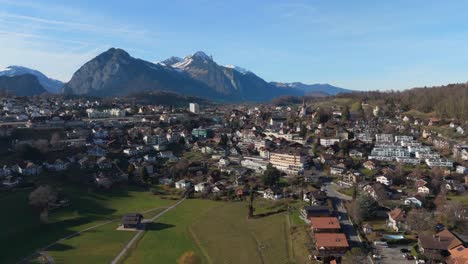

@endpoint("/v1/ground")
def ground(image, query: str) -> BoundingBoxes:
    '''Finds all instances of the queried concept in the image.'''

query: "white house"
[404,197,422,207]
[263,188,282,200]
[175,180,191,189]
[195,182,209,192]
[418,186,430,195]
[376,175,392,186]
[123,148,139,156]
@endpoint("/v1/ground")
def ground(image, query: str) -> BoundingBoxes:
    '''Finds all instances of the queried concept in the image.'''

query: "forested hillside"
[338,83,468,121]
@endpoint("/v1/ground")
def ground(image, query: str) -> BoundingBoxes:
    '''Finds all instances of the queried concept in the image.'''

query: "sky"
[1,0,468,91]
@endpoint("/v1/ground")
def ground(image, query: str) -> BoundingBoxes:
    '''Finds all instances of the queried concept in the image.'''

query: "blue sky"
[1,0,468,90]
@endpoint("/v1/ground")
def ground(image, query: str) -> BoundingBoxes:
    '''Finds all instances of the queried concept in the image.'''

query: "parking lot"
[373,245,415,264]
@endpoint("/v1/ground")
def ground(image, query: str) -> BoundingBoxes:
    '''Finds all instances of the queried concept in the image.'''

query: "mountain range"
[3,48,353,100]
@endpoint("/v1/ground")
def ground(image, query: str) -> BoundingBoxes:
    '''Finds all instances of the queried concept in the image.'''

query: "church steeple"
[300,98,307,117]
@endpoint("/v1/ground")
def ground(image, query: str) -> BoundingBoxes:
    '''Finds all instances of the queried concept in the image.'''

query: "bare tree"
[29,185,57,223]
[50,132,61,149]
[407,208,435,233]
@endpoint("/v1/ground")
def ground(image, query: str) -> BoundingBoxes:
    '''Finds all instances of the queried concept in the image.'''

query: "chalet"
[120,213,143,230]
[388,207,406,232]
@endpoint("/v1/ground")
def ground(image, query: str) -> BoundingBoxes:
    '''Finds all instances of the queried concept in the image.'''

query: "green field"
[124,199,298,264]
[124,199,220,263]
[190,202,292,264]
[0,186,174,263]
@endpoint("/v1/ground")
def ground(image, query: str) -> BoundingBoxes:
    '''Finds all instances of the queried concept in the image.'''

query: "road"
[322,182,361,249]
[322,182,352,201]
[110,197,186,264]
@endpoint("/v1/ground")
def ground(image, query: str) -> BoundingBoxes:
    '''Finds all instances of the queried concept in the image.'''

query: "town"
[0,93,467,264]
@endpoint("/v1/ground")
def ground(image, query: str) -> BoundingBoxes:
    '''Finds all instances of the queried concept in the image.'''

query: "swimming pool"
[383,234,405,240]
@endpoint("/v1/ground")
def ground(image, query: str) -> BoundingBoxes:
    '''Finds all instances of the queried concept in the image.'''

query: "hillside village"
[0,94,467,264]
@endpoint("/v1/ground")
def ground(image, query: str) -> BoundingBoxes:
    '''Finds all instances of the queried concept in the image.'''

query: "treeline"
[338,83,468,121]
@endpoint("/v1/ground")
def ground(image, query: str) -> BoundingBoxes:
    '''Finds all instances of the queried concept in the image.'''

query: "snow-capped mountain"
[64,48,352,101]
[0,66,64,93]
[224,65,250,75]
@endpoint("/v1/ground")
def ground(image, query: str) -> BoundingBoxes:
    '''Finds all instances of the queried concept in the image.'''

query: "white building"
[175,180,191,189]
[425,158,453,168]
[320,138,340,147]
[269,151,306,175]
[376,175,392,186]
[189,103,200,114]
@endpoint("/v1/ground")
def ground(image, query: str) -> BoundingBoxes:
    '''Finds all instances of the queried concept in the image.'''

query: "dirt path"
[17,205,171,264]
[110,198,186,264]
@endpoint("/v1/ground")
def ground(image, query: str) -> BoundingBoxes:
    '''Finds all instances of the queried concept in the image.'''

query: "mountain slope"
[0,66,63,93]
[270,82,352,96]
[62,48,221,98]
[0,74,47,96]
[165,51,303,100]
[64,48,347,101]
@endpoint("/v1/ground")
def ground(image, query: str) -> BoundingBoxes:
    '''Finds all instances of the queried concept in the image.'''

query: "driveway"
[373,245,415,264]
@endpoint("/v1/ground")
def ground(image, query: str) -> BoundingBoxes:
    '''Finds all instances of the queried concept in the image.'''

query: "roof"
[448,245,468,264]
[388,208,406,221]
[314,233,349,248]
[304,205,332,217]
[419,229,463,251]
[121,213,143,225]
[310,217,341,230]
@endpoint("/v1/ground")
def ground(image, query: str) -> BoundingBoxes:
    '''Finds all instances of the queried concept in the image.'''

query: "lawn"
[0,186,174,263]
[46,208,168,264]
[447,193,468,206]
[124,199,296,264]
[123,199,220,264]
[189,202,292,264]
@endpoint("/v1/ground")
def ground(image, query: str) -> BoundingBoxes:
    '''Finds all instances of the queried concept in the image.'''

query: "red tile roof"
[314,233,349,248]
[310,217,341,230]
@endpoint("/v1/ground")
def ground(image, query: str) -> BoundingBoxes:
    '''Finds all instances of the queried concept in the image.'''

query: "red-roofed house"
[310,217,341,233]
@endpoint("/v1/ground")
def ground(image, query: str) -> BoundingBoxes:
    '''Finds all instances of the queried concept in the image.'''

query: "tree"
[349,194,379,224]
[29,185,57,223]
[342,105,350,121]
[343,248,370,264]
[262,164,281,187]
[406,208,435,233]
[140,167,149,184]
[177,251,200,264]
[50,132,61,149]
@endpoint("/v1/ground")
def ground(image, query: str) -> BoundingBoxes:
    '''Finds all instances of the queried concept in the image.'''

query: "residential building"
[189,103,200,114]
